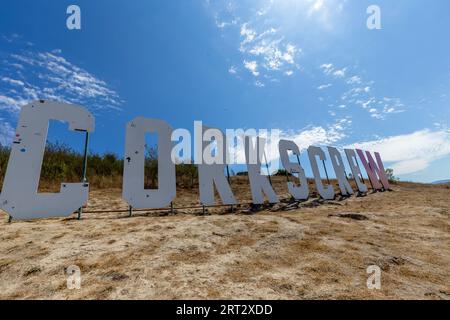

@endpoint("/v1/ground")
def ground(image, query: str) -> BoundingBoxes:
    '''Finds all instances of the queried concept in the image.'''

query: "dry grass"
[0,177,449,300]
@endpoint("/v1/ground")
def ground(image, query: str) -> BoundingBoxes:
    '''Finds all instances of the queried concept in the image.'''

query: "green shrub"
[0,142,200,190]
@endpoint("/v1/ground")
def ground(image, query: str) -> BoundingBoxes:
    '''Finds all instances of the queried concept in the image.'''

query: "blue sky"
[1,0,450,182]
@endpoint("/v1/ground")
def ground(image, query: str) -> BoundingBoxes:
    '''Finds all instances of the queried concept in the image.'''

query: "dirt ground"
[0,177,449,300]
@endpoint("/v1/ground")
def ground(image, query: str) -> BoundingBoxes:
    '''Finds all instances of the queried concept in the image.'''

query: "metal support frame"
[76,184,386,217]
[285,169,290,183]
[295,154,303,181]
[341,166,350,198]
[77,131,89,220]
[226,165,234,213]
[322,159,330,185]
[263,151,273,187]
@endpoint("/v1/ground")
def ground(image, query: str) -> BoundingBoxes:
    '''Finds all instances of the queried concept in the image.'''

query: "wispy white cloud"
[254,80,265,88]
[0,37,123,145]
[332,68,346,78]
[347,75,362,85]
[320,63,346,78]
[228,65,237,74]
[0,120,15,146]
[207,0,302,87]
[320,63,334,75]
[347,129,450,175]
[1,50,122,114]
[239,24,300,83]
[320,63,406,120]
[285,70,294,76]
[243,60,259,76]
[278,118,352,152]
[1,77,25,87]
[317,83,332,90]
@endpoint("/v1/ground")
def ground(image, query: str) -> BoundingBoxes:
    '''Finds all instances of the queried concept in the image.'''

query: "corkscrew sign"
[0,101,390,220]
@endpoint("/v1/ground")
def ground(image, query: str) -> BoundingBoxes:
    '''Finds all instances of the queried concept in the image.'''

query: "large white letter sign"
[123,117,176,209]
[307,146,335,200]
[278,140,309,200]
[356,149,390,191]
[245,136,279,204]
[344,149,368,193]
[0,100,94,220]
[198,126,237,206]
[328,147,353,196]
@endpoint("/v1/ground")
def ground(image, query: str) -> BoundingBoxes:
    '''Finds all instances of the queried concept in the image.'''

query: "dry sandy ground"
[0,177,449,300]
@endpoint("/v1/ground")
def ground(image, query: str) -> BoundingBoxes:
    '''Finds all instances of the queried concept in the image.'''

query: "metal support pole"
[322,160,330,184]
[285,168,290,183]
[340,165,349,197]
[170,202,174,214]
[295,154,303,178]
[77,131,89,220]
[226,165,234,213]
[226,165,231,184]
[81,132,89,183]
[202,205,206,215]
[263,151,273,187]
[128,206,133,217]
[7,215,12,223]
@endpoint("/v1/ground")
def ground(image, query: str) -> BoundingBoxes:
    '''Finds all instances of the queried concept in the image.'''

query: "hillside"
[0,177,449,300]
[433,180,450,185]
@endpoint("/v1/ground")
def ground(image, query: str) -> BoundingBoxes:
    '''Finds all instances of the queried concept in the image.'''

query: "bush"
[273,169,292,177]
[0,142,201,190]
[385,168,399,183]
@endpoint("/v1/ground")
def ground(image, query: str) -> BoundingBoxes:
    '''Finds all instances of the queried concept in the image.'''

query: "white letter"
[0,100,94,220]
[123,118,175,209]
[245,136,279,204]
[344,149,368,193]
[198,126,237,205]
[356,149,390,191]
[66,5,81,30]
[367,5,381,30]
[278,140,309,200]
[328,147,353,196]
[307,146,335,200]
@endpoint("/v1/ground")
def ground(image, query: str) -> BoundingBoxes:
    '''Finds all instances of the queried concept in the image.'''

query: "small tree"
[144,146,158,189]
[385,168,399,183]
